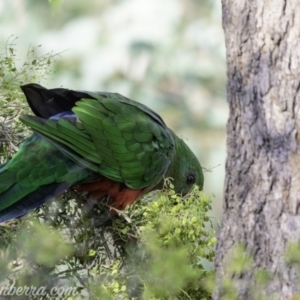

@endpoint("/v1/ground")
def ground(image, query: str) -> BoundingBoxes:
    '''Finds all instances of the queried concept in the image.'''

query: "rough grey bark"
[214,0,300,299]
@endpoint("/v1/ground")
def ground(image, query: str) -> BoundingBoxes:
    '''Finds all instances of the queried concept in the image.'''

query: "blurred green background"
[1,0,226,221]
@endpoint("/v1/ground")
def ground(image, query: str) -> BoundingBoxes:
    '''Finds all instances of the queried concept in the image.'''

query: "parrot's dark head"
[164,131,204,195]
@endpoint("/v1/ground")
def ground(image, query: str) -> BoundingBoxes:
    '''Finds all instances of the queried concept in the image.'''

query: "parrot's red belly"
[73,177,145,213]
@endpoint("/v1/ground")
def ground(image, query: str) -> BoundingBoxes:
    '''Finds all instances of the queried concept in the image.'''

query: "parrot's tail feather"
[0,182,69,223]
[0,134,91,223]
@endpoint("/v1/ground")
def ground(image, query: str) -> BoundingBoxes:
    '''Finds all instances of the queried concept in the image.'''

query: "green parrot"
[0,84,204,223]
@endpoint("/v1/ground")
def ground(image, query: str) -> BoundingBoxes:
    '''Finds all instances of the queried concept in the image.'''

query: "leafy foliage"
[88,183,216,299]
[0,186,216,299]
[212,242,300,300]
[0,36,59,164]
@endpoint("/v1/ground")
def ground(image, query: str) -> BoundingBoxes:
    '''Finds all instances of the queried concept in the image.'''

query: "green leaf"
[48,0,64,13]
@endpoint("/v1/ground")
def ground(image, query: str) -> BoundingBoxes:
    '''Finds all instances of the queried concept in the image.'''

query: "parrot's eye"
[186,172,196,184]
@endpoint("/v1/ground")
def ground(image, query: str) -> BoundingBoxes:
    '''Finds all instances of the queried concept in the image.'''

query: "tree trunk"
[214,0,300,298]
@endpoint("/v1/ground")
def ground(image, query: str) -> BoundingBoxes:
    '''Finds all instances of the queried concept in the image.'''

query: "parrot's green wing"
[20,93,174,189]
